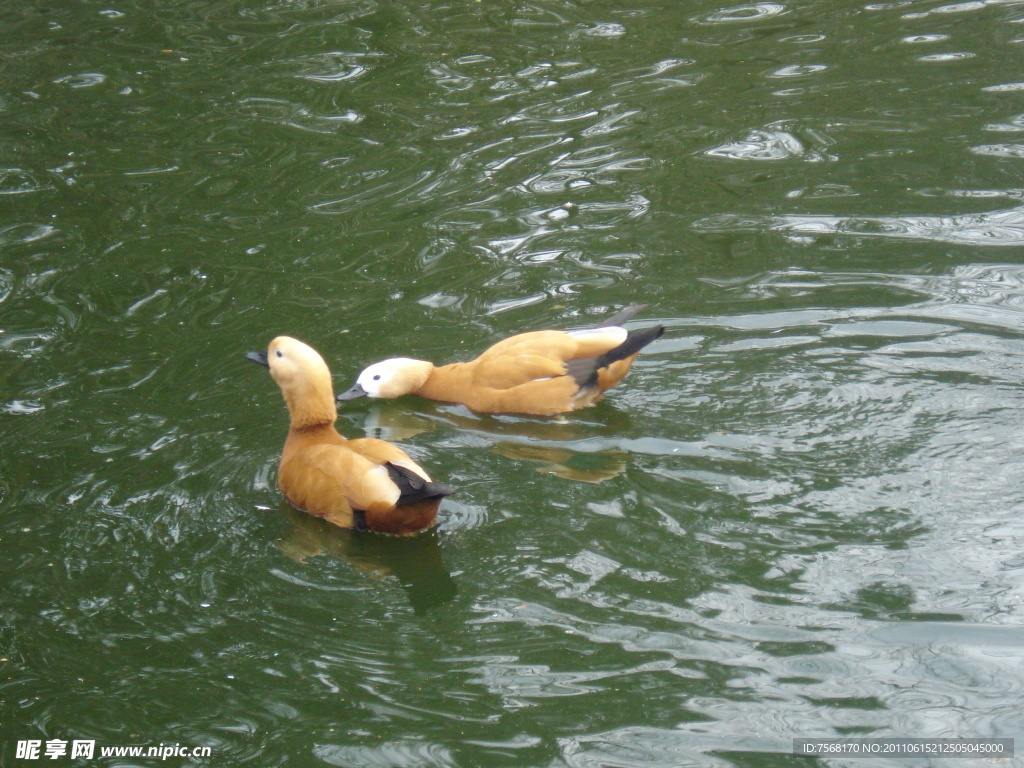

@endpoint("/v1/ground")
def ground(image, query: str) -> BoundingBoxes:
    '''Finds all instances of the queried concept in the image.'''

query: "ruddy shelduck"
[247,336,453,535]
[337,305,664,416]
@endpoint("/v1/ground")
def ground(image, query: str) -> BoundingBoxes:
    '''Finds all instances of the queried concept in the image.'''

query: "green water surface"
[2,0,1024,766]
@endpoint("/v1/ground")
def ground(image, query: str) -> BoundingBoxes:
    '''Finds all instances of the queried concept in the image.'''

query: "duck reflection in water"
[341,399,635,484]
[277,508,458,615]
[491,443,628,483]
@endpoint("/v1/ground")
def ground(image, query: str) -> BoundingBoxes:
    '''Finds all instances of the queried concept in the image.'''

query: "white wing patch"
[362,464,401,506]
[567,327,628,345]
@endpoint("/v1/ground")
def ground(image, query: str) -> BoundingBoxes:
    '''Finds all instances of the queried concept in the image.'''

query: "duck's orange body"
[338,305,664,416]
[248,336,453,534]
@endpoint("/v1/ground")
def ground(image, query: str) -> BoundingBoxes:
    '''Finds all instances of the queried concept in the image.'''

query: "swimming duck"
[247,336,453,535]
[337,305,664,416]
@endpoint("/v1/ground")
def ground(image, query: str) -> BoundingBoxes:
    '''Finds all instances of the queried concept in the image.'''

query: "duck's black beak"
[246,351,269,368]
[336,382,368,401]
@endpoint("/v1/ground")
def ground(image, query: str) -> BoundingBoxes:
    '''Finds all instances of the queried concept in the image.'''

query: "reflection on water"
[277,510,457,615]
[491,443,628,484]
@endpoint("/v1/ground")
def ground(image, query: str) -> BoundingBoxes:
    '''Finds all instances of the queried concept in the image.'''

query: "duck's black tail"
[385,463,455,505]
[565,324,665,389]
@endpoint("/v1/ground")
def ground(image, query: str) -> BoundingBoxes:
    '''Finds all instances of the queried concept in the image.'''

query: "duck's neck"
[389,359,436,398]
[285,383,337,430]
[413,362,471,402]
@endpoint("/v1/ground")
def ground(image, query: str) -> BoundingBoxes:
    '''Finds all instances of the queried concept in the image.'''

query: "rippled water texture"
[3,0,1024,766]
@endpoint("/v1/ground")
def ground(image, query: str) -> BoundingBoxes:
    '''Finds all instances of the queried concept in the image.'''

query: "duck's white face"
[336,358,432,402]
[355,359,418,398]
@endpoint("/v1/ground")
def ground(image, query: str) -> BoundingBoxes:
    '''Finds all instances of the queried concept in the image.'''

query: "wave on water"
[694,198,1024,246]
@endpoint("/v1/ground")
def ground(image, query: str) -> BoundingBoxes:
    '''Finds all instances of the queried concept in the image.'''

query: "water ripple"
[982,81,1024,92]
[521,145,648,192]
[294,56,372,83]
[315,742,455,768]
[0,168,52,196]
[561,728,738,768]
[767,64,828,78]
[237,97,362,135]
[903,0,1022,18]
[916,51,977,62]
[703,122,835,162]
[0,223,59,246]
[0,267,12,305]
[52,73,107,89]
[696,3,789,24]
[971,143,1024,157]
[694,202,1024,245]
[571,23,627,39]
[985,113,1024,131]
[902,33,952,43]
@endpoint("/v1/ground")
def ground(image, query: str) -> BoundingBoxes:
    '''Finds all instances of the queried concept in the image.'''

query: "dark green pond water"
[3,0,1024,765]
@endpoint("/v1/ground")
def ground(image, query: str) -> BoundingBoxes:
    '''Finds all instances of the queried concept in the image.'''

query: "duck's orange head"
[249,336,337,428]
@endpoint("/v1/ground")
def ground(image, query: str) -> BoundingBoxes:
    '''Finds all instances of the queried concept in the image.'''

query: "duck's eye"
[372,374,381,381]
[276,350,284,358]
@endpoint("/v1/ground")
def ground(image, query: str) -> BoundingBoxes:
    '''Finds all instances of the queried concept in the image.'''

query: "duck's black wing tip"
[385,462,455,504]
[565,324,665,388]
